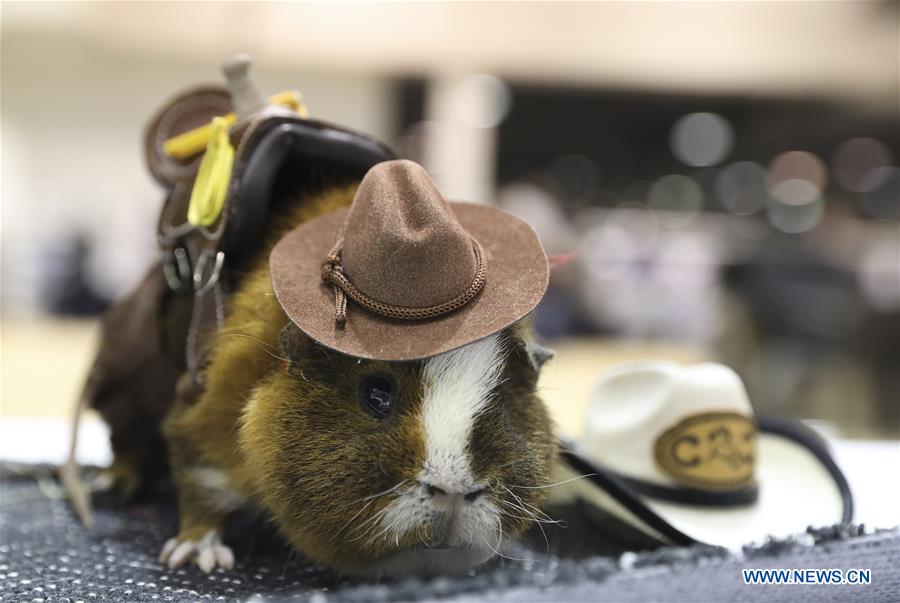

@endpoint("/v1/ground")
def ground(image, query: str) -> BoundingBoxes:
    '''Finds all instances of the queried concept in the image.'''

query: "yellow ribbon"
[187,116,234,227]
[164,91,308,160]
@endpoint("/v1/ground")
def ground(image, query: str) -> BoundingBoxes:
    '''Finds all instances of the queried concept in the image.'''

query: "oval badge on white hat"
[654,411,756,491]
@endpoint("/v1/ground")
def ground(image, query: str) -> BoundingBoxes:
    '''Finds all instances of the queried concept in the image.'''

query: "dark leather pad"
[223,118,396,265]
[144,87,234,189]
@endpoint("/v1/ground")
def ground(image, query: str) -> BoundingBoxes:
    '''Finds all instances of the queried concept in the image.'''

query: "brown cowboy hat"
[270,160,549,360]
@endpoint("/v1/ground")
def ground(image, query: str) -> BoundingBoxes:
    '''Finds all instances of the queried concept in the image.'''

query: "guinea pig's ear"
[509,321,555,373]
[526,340,555,372]
[278,321,311,361]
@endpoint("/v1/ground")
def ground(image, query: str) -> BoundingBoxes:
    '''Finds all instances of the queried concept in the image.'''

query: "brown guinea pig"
[157,185,557,577]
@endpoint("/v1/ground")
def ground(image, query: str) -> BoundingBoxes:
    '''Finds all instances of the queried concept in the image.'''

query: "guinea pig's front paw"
[158,529,234,573]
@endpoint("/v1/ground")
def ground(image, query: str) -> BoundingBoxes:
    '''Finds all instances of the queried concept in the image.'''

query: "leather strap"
[154,109,395,385]
[605,470,759,507]
[560,447,698,547]
[757,416,853,524]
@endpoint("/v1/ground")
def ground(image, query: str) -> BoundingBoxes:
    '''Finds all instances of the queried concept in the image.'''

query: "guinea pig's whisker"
[508,472,598,490]
[338,480,409,538]
[371,504,424,549]
[487,476,509,494]
[349,518,379,544]
[363,515,397,547]
[318,345,336,364]
[480,522,504,562]
[494,506,536,523]
[493,457,527,471]
[414,523,429,547]
[481,521,531,563]
[516,504,559,526]
[498,486,560,525]
[507,491,554,521]
[496,503,546,536]
[495,495,533,516]
[360,479,409,503]
[499,484,533,510]
[496,498,560,526]
[496,496,534,517]
[496,506,551,554]
[218,332,292,363]
[280,548,297,581]
[350,500,397,541]
[337,498,379,537]
[351,501,400,545]
[351,518,385,546]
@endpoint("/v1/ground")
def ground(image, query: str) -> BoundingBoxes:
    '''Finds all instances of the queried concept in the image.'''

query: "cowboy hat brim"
[270,202,549,361]
[552,419,853,549]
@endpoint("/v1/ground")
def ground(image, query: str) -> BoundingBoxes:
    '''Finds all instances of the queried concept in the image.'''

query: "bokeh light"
[831,137,893,193]
[395,120,439,162]
[767,150,827,191]
[497,183,576,253]
[454,74,512,129]
[620,180,649,205]
[858,238,900,313]
[656,233,719,289]
[670,112,733,167]
[764,151,828,233]
[578,221,626,280]
[646,174,704,227]
[860,166,900,221]
[715,161,768,215]
[546,154,600,207]
[770,178,820,206]
[601,201,661,260]
[766,196,824,233]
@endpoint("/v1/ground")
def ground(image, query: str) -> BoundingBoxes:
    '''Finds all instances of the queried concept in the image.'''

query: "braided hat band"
[321,235,487,327]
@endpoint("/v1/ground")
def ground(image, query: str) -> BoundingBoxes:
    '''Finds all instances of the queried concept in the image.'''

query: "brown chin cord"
[320,236,487,328]
[59,389,95,530]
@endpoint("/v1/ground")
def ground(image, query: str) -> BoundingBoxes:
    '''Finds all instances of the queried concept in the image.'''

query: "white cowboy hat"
[552,361,852,549]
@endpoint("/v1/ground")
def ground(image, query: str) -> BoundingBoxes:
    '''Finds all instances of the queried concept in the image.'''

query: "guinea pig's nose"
[425,483,446,497]
[463,486,486,501]
[424,482,485,504]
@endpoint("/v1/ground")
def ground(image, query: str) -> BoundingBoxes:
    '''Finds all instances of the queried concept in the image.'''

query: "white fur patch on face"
[419,333,506,491]
[363,334,508,568]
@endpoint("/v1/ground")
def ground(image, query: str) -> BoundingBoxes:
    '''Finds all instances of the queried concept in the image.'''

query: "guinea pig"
[157,185,558,577]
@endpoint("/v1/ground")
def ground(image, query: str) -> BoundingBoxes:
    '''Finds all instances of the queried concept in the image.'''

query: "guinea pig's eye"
[359,374,395,419]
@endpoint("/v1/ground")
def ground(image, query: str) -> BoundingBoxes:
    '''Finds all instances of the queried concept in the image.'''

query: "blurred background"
[1,1,898,458]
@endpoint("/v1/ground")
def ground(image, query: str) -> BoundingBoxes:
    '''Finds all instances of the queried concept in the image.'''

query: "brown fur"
[161,185,557,573]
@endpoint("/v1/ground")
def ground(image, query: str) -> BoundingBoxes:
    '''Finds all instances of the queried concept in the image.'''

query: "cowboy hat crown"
[321,160,486,325]
[270,159,549,361]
